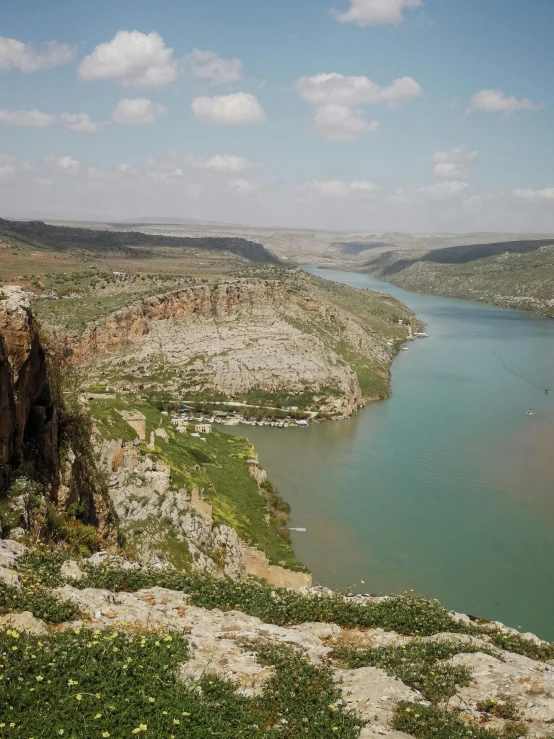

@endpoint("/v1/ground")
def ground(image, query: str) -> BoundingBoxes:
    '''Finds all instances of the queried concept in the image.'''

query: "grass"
[392,702,530,739]
[85,395,305,571]
[11,551,554,667]
[0,583,77,624]
[331,641,490,703]
[0,630,361,739]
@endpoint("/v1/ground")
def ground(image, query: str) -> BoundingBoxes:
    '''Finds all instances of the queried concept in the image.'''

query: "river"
[227,268,554,640]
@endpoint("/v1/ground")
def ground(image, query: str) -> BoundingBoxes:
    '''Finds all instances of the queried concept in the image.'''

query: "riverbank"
[226,267,554,641]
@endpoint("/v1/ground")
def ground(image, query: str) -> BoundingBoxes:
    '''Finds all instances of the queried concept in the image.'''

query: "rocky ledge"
[1,540,553,739]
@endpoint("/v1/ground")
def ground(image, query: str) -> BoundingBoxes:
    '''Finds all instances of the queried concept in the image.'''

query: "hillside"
[41,268,420,417]
[363,240,554,317]
[0,218,279,263]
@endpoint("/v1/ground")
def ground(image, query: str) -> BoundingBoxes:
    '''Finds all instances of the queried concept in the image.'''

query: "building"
[195,423,212,435]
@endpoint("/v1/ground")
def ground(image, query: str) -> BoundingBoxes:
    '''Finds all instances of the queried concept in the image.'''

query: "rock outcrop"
[0,286,59,494]
[0,286,117,547]
[72,275,416,416]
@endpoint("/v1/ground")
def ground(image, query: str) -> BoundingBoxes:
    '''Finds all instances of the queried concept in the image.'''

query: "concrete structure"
[195,423,212,434]
[117,410,146,441]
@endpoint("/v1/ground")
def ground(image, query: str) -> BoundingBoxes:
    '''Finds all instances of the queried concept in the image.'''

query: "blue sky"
[1,0,553,231]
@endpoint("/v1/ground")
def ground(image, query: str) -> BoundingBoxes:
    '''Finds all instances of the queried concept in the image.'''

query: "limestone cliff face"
[0,286,117,547]
[0,287,59,494]
[74,277,406,416]
[76,280,285,358]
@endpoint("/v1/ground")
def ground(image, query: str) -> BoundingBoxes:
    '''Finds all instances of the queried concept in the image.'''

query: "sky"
[1,0,553,232]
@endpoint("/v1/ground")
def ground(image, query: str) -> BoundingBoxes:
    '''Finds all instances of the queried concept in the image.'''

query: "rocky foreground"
[1,540,554,739]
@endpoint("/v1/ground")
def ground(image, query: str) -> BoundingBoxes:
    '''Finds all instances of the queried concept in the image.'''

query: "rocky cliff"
[74,273,417,415]
[0,286,59,495]
[0,286,117,547]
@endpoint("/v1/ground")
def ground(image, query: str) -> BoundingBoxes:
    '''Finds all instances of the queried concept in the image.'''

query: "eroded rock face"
[0,287,117,548]
[74,277,406,416]
[0,286,58,494]
[100,438,246,579]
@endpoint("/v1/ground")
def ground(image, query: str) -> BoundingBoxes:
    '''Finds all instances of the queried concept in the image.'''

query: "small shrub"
[0,583,77,624]
[393,702,528,739]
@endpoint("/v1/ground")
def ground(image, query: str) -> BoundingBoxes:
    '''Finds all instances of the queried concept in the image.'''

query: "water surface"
[228,268,554,639]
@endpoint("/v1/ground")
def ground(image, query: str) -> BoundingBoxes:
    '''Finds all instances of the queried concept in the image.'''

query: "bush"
[0,583,77,624]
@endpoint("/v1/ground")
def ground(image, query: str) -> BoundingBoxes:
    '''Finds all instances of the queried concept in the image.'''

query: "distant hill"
[362,239,554,317]
[0,218,279,264]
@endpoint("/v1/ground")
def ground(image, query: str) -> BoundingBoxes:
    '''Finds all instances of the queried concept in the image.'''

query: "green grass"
[392,702,530,739]
[86,395,304,571]
[331,641,493,703]
[0,583,77,624]
[0,630,361,739]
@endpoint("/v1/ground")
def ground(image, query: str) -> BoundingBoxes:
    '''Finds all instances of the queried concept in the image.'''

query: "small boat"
[415,332,428,338]
[401,346,409,352]
[527,409,535,415]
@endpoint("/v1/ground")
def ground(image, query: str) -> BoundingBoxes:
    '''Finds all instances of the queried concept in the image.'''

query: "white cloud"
[61,112,102,133]
[228,179,258,195]
[417,181,470,199]
[191,92,266,125]
[0,108,56,127]
[313,104,379,140]
[184,48,242,84]
[54,156,81,175]
[296,73,422,108]
[303,179,379,198]
[112,98,168,125]
[296,73,421,141]
[194,154,258,173]
[467,89,545,115]
[513,187,554,202]
[432,146,478,180]
[79,30,177,87]
[0,36,74,72]
[332,0,422,27]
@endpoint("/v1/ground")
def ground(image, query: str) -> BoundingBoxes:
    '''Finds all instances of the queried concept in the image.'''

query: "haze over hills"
[38,218,554,266]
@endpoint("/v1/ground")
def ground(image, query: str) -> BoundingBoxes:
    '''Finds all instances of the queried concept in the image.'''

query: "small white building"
[195,423,212,435]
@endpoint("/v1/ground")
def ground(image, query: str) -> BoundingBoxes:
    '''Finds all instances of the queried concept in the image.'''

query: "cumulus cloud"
[303,179,379,198]
[417,181,470,199]
[193,154,258,173]
[112,98,168,125]
[296,73,422,108]
[314,104,379,140]
[513,187,554,202]
[296,73,421,140]
[0,108,56,127]
[79,30,177,87]
[0,36,74,72]
[432,146,478,180]
[332,0,422,27]
[191,92,266,125]
[467,89,545,115]
[54,156,81,175]
[61,112,102,133]
[184,48,242,84]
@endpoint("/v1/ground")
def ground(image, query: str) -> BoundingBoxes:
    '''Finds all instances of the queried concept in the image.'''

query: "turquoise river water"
[227,267,554,640]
